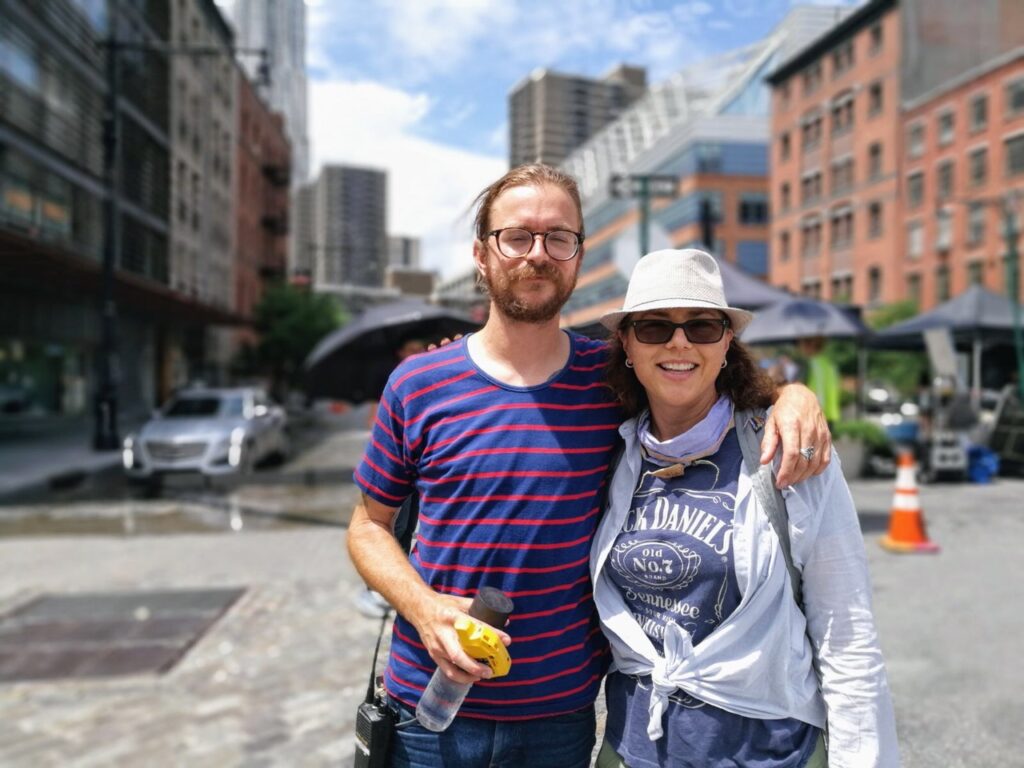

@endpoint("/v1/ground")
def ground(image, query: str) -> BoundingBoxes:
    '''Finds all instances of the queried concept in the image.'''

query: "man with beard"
[348,164,830,767]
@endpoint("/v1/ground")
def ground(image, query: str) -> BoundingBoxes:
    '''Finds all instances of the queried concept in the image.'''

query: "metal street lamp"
[609,174,678,257]
[92,29,268,450]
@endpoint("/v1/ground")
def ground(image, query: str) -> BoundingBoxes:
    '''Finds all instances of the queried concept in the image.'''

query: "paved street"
[0,415,1021,766]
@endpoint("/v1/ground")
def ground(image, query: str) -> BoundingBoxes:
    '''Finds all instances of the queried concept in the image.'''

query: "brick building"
[901,49,1024,309]
[767,0,901,307]
[767,0,1024,312]
[234,73,290,345]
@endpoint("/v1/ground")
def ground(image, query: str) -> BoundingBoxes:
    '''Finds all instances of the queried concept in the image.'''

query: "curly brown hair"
[605,319,776,419]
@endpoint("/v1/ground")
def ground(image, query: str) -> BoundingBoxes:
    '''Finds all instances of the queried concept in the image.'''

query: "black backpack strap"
[736,409,803,606]
[393,492,419,554]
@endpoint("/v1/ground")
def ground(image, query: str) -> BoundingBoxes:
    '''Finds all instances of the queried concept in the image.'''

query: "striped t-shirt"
[355,332,622,720]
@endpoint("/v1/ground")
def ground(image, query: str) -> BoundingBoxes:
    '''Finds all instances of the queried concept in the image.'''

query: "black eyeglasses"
[487,228,583,261]
[629,318,729,344]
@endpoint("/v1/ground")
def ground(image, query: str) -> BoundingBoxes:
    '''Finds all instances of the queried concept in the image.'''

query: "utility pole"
[92,24,268,450]
[609,174,678,257]
[94,33,122,449]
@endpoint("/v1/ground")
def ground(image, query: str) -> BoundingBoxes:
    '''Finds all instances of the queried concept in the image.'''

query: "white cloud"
[309,79,505,278]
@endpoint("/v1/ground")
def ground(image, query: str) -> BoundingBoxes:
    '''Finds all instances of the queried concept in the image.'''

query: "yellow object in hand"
[454,616,511,678]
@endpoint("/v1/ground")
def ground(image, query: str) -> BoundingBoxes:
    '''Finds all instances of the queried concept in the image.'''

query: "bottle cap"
[467,587,514,628]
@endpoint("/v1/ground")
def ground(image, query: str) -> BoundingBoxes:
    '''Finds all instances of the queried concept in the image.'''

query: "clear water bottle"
[415,587,513,732]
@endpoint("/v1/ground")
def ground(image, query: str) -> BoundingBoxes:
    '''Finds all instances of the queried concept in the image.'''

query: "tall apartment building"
[294,165,388,290]
[767,0,901,306]
[170,0,235,312]
[556,6,849,332]
[234,70,290,344]
[0,0,190,423]
[229,0,309,186]
[169,0,239,385]
[509,64,646,167]
[767,0,1024,311]
[387,235,421,269]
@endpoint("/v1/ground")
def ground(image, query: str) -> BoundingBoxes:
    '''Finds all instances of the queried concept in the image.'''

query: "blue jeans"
[388,700,596,768]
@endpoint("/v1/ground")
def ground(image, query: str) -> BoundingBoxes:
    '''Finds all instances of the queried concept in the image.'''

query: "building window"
[830,157,854,196]
[907,273,922,305]
[830,207,854,248]
[908,123,925,158]
[1005,134,1024,177]
[801,111,823,151]
[780,132,791,161]
[967,260,984,285]
[0,27,40,91]
[936,209,952,251]
[801,217,822,258]
[868,142,883,180]
[831,40,854,77]
[967,202,986,246]
[780,182,791,212]
[868,81,883,115]
[869,22,883,55]
[969,146,988,186]
[779,230,791,262]
[908,221,924,259]
[936,265,951,302]
[937,160,954,201]
[937,111,955,146]
[868,266,882,302]
[970,93,989,133]
[831,92,854,135]
[738,194,769,226]
[907,172,924,209]
[801,171,822,205]
[802,62,823,95]
[1005,78,1024,119]
[868,201,883,238]
[780,81,791,105]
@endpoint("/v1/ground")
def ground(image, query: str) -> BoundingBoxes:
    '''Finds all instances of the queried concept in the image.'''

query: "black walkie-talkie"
[353,615,395,768]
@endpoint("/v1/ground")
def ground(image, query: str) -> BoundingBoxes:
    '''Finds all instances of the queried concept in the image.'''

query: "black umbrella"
[741,297,870,345]
[303,299,481,402]
[715,257,794,310]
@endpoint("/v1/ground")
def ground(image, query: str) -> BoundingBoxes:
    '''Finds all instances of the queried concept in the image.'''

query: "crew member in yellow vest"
[798,336,841,425]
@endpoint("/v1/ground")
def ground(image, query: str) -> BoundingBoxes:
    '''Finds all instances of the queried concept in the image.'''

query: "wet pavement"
[0,415,1021,766]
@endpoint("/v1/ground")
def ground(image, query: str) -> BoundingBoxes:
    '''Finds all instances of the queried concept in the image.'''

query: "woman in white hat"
[591,249,899,768]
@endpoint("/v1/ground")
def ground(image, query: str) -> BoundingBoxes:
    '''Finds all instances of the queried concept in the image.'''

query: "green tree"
[245,283,346,397]
[828,300,927,399]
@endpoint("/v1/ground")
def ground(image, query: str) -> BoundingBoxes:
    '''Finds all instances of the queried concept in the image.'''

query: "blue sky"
[301,0,863,277]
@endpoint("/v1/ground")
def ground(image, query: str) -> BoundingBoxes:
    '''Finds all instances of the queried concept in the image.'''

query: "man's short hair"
[472,164,585,242]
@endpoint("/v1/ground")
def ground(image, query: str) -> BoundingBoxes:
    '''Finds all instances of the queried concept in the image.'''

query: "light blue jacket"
[590,412,900,767]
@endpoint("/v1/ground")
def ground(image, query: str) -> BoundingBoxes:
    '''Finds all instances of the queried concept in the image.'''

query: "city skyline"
[293,0,865,277]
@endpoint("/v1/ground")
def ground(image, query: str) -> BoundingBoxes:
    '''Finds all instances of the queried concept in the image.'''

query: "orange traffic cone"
[880,450,940,553]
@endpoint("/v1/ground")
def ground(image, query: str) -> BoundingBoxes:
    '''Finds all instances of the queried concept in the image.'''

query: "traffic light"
[699,199,715,250]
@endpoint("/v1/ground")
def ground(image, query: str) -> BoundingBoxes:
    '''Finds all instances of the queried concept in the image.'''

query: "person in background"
[798,336,841,425]
[355,337,426,619]
[592,249,899,768]
[347,165,832,768]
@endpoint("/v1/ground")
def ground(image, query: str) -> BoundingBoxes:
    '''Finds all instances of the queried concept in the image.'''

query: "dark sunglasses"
[629,317,730,344]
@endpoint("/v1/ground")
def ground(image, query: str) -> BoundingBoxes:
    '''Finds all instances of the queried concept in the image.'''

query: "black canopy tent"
[870,285,1022,395]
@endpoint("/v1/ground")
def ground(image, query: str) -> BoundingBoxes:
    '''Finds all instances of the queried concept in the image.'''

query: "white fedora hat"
[600,248,752,333]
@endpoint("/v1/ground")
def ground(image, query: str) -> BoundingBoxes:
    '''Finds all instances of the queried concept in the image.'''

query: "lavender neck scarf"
[638,395,734,471]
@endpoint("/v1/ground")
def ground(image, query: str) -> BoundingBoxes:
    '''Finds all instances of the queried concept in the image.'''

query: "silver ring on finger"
[799,446,816,461]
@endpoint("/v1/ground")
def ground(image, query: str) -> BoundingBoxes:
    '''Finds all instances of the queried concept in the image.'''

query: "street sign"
[609,174,678,199]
